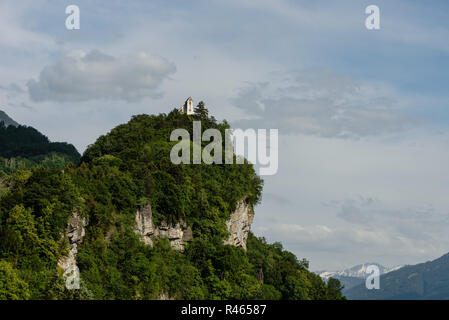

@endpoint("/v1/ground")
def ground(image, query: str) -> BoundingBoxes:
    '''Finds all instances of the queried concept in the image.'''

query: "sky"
[1,0,449,270]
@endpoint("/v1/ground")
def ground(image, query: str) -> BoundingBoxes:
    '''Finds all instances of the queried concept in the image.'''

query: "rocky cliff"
[58,209,88,271]
[135,197,254,251]
[134,203,193,251]
[223,198,254,250]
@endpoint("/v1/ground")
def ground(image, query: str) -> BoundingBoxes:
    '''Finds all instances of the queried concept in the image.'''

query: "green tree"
[0,260,31,300]
[194,101,209,120]
[2,205,39,258]
[0,108,345,300]
[326,277,346,300]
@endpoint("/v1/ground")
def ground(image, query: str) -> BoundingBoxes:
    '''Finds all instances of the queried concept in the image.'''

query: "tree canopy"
[0,122,80,174]
[0,103,344,300]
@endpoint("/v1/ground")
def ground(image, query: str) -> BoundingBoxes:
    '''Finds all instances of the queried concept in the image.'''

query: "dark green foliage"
[0,104,344,300]
[330,275,364,294]
[246,233,343,300]
[194,101,209,120]
[0,168,79,299]
[0,122,80,174]
[81,108,262,230]
[326,278,345,300]
[0,260,30,299]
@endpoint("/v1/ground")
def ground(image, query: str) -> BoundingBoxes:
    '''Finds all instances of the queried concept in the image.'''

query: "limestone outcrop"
[135,197,254,251]
[134,203,193,251]
[58,209,88,271]
[223,198,254,250]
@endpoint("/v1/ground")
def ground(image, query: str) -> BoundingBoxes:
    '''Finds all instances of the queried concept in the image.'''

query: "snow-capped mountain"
[317,263,403,280]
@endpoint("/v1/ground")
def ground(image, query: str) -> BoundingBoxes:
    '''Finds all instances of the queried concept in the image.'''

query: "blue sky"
[1,0,449,270]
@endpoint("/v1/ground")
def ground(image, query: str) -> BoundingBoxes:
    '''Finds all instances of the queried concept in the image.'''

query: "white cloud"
[27,50,176,102]
[251,131,449,270]
[334,196,449,244]
[231,70,417,138]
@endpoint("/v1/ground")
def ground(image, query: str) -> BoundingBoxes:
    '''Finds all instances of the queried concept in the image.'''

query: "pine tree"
[194,101,209,120]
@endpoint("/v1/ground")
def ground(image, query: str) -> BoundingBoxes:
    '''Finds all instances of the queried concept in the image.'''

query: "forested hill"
[0,115,80,173]
[346,252,449,299]
[0,103,345,300]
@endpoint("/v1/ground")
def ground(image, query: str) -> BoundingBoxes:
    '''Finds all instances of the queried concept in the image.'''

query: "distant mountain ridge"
[318,263,402,279]
[0,110,19,127]
[0,109,80,173]
[317,263,403,294]
[345,253,449,299]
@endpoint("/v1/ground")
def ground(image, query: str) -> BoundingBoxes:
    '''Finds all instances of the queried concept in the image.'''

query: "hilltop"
[0,103,345,300]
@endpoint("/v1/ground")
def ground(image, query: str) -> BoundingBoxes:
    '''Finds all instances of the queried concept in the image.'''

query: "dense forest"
[0,122,80,174]
[0,105,345,300]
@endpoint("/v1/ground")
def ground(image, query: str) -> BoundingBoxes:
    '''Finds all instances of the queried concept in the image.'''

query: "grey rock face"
[135,197,254,251]
[223,198,254,250]
[135,203,155,246]
[159,291,174,300]
[134,203,192,251]
[58,209,88,271]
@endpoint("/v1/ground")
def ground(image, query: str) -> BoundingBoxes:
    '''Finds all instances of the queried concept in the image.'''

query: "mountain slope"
[345,253,449,299]
[0,105,345,300]
[318,263,403,293]
[0,114,80,173]
[0,110,19,127]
